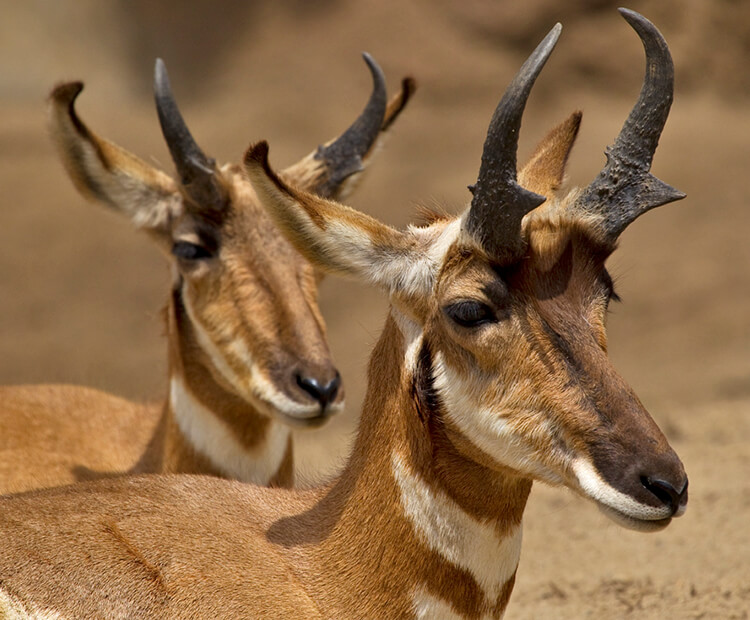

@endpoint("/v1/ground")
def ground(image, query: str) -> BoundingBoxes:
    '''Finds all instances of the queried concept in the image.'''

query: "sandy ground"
[0,1,748,617]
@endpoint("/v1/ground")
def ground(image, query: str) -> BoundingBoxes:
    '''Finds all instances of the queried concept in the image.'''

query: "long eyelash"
[603,271,622,304]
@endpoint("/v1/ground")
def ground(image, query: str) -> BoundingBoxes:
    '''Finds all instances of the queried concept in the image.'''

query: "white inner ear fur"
[315,215,462,298]
[365,217,462,298]
[74,137,181,232]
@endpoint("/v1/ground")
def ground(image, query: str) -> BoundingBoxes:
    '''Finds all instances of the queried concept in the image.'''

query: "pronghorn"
[0,9,688,618]
[0,56,415,493]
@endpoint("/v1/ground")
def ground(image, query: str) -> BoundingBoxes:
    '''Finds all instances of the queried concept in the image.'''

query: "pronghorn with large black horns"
[0,10,686,618]
[0,55,416,493]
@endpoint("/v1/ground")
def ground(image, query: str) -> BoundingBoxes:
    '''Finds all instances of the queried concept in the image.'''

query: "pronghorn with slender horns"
[0,55,416,493]
[0,9,687,618]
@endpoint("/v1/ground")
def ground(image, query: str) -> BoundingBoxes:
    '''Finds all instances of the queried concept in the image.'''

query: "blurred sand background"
[1,1,748,617]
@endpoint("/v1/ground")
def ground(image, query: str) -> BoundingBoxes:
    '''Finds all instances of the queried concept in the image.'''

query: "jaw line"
[595,502,673,533]
[248,385,344,429]
[277,410,335,429]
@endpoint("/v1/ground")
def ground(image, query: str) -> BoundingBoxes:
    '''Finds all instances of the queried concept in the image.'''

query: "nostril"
[296,372,341,410]
[641,476,687,515]
[296,374,321,402]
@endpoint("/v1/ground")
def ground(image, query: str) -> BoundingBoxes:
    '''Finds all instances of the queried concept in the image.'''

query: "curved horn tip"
[543,22,563,51]
[361,52,386,90]
[154,58,171,95]
[617,8,671,55]
[618,7,652,28]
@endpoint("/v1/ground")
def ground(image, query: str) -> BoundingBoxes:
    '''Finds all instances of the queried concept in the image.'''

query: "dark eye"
[172,241,213,261]
[444,301,497,328]
[601,271,621,308]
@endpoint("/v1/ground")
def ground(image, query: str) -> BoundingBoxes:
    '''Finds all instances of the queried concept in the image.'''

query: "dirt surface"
[1,1,748,617]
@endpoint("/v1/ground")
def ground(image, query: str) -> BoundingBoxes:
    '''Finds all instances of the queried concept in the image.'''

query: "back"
[0,474,321,618]
[0,385,161,493]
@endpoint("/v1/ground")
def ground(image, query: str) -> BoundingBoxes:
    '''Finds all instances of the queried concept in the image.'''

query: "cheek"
[588,306,609,351]
[472,320,533,374]
[182,275,231,325]
[299,276,327,332]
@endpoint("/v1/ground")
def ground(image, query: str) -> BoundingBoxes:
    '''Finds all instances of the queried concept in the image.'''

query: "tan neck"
[272,313,531,617]
[139,286,294,487]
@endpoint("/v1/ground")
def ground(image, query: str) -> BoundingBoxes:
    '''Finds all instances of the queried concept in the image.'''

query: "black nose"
[296,372,341,410]
[641,476,688,515]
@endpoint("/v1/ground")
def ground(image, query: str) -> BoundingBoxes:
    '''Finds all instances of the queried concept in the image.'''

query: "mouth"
[571,458,685,533]
[259,393,344,429]
[241,376,343,429]
[278,410,335,429]
[596,502,674,533]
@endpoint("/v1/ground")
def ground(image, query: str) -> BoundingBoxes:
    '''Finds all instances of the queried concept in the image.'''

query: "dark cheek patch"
[412,341,443,425]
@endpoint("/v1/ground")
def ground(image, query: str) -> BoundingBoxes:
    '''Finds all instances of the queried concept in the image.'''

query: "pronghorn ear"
[244,141,425,292]
[518,111,581,197]
[48,82,181,239]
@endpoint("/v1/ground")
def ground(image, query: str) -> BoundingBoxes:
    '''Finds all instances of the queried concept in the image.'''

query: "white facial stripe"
[392,453,522,605]
[572,458,673,521]
[182,294,325,419]
[433,351,673,525]
[181,293,247,391]
[432,352,564,485]
[170,377,290,485]
[392,309,423,375]
[227,338,332,418]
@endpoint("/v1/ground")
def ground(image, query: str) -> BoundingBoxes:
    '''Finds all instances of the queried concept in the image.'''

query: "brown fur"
[0,75,413,494]
[0,106,685,618]
[0,9,692,616]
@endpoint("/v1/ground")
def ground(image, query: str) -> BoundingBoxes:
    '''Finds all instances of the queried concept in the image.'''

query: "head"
[246,9,687,528]
[49,55,415,428]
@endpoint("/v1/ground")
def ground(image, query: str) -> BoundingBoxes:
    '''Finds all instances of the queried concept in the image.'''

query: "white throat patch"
[392,453,522,606]
[170,377,290,484]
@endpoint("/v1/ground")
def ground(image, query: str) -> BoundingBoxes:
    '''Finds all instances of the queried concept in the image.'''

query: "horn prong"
[574,9,685,240]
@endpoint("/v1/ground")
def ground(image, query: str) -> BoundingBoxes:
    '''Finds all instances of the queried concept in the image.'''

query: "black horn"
[154,58,226,211]
[313,52,387,197]
[466,24,562,263]
[574,9,685,240]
